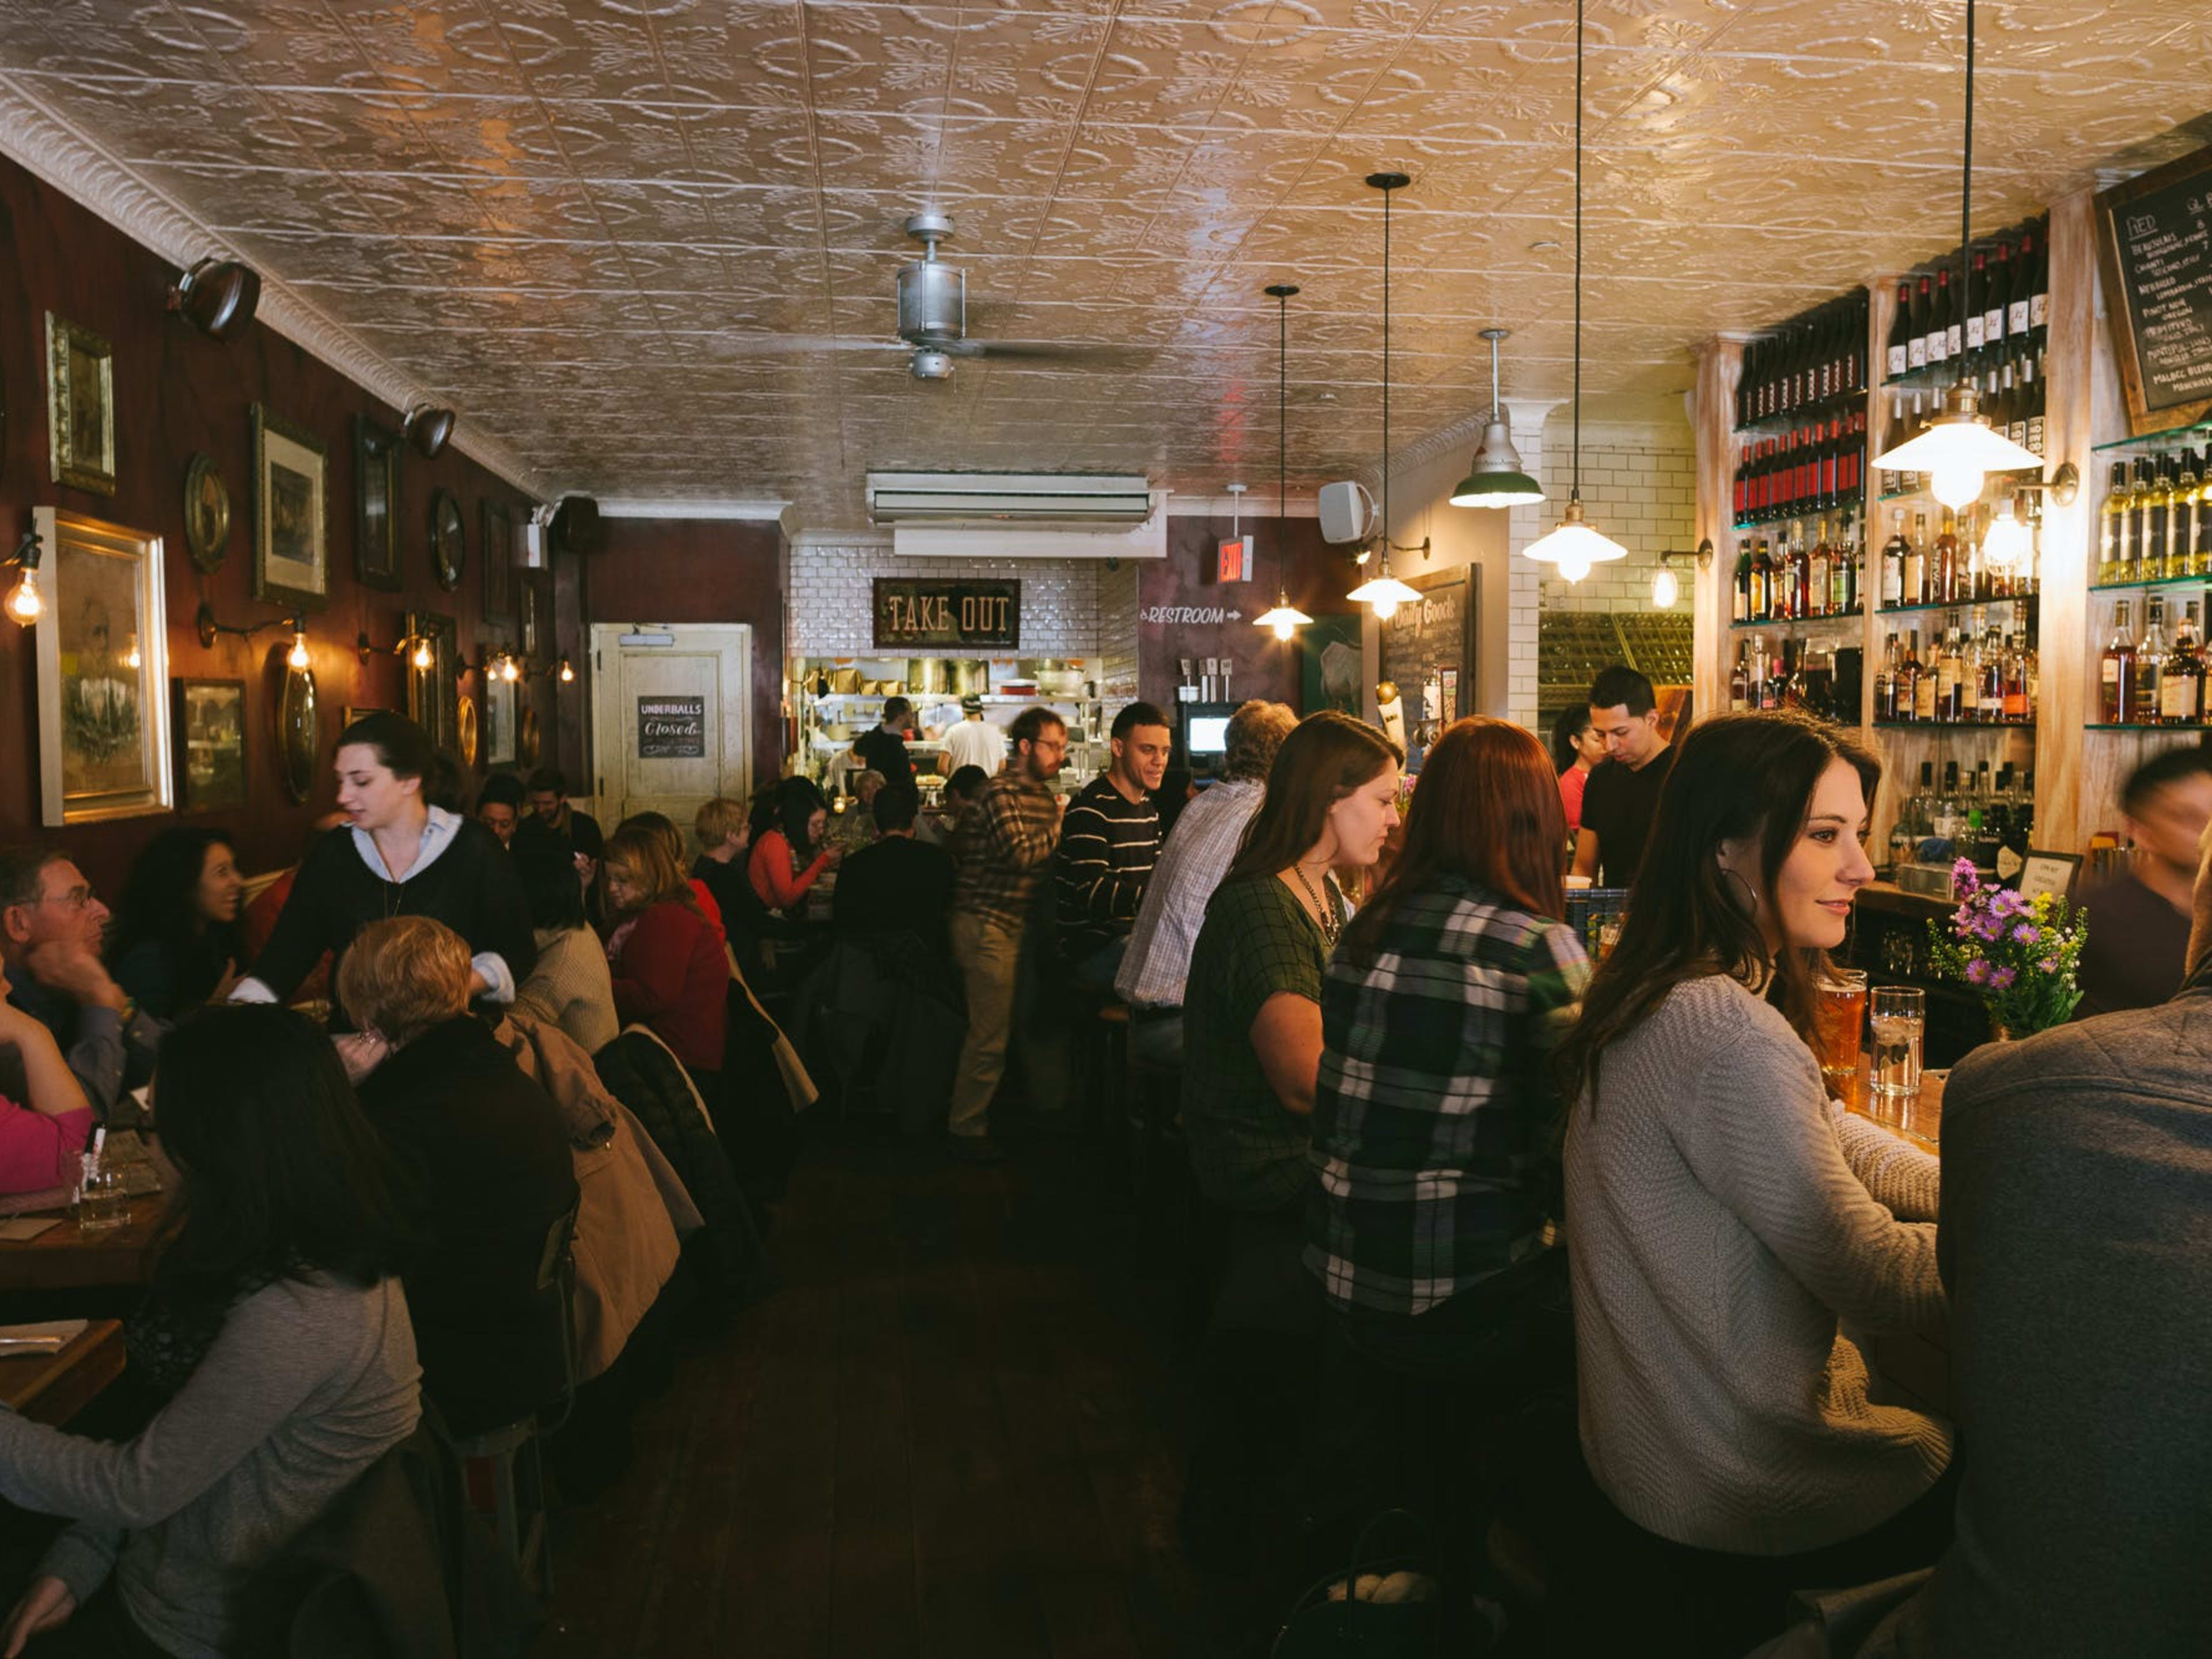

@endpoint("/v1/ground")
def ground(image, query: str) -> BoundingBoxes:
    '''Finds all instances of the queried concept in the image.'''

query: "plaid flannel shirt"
[1306,874,1590,1316]
[949,770,1062,933]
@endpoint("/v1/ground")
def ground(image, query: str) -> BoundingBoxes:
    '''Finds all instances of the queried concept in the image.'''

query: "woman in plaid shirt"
[1305,717,1590,1383]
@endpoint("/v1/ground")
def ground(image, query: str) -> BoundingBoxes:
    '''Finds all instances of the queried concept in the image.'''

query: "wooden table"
[1835,1056,1945,1152]
[0,1195,170,1294]
[0,1319,125,1426]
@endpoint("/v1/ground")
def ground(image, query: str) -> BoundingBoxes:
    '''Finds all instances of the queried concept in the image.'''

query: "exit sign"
[1217,537,1252,583]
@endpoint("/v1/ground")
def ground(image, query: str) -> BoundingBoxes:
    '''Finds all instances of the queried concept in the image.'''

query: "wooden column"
[1690,337,1744,724]
[2039,185,2099,851]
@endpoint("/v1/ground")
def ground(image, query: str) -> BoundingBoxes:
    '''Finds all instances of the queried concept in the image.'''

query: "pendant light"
[1450,328,1544,508]
[1522,0,1628,586]
[1345,172,1423,623]
[1254,282,1315,642]
[1872,0,2039,509]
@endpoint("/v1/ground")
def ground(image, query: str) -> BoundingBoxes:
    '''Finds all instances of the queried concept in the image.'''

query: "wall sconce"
[197,601,307,662]
[3,530,42,627]
[1650,539,1714,609]
[168,257,261,340]
[403,403,456,459]
[557,655,575,684]
[469,647,523,683]
[527,652,575,683]
[358,627,434,671]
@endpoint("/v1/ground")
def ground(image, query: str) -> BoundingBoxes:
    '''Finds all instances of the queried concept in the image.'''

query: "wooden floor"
[539,1124,1247,1658]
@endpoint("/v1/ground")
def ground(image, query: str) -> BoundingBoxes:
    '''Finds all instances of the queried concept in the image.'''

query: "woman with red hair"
[1305,715,1591,1381]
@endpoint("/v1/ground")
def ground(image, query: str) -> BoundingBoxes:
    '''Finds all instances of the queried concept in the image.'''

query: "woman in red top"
[0,966,94,1196]
[1551,705,1608,840]
[603,827,728,1095]
[745,779,841,916]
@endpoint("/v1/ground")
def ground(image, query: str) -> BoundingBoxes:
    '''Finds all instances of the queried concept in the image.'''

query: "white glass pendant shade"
[1873,384,2040,509]
[1523,500,1627,584]
[1346,571,1421,621]
[1255,595,1314,641]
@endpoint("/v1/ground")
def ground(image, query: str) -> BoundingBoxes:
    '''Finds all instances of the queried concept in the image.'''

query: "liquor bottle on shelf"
[1733,540,1752,623]
[2099,461,2130,586]
[1934,508,1963,605]
[2101,600,2138,724]
[1906,512,1931,606]
[1838,507,1862,615]
[2002,628,2033,723]
[1874,635,1897,719]
[2145,456,2174,581]
[1750,537,1772,622]
[1730,645,1751,711]
[1900,630,1926,722]
[1806,519,1831,619]
[1972,613,2002,724]
[2190,447,2212,577]
[2176,448,2205,579]
[1880,509,1907,608]
[2164,600,2206,725]
[1936,615,1966,722]
[2136,596,2170,722]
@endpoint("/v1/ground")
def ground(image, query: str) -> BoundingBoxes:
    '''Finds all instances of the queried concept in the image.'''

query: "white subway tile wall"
[1094,560,1141,703]
[790,543,1103,659]
[1529,421,1699,618]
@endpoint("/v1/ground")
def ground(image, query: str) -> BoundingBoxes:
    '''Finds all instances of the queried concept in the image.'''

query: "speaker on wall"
[1317,480,1374,546]
[550,495,603,558]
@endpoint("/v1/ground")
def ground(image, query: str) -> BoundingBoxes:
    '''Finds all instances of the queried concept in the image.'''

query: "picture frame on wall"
[45,312,116,497]
[520,573,542,661]
[251,403,328,611]
[482,499,514,624]
[404,609,460,759]
[1300,612,1363,717]
[353,415,402,592]
[173,677,247,813]
[181,452,230,574]
[430,489,465,592]
[33,507,173,825]
[484,672,516,766]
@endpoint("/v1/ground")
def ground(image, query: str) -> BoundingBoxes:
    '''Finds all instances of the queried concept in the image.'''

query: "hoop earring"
[1719,865,1760,913]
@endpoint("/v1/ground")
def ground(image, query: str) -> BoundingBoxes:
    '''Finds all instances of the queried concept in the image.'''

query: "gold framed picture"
[33,507,172,825]
[46,313,116,496]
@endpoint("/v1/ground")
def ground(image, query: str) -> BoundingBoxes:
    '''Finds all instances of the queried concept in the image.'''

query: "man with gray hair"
[1114,699,1297,1062]
[0,844,160,1120]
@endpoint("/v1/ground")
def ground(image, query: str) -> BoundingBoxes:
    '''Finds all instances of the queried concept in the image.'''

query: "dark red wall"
[0,151,573,897]
[581,518,787,780]
[1139,514,1354,713]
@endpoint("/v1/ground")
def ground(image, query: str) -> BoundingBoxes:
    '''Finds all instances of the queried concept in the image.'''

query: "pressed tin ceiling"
[0,1,2207,526]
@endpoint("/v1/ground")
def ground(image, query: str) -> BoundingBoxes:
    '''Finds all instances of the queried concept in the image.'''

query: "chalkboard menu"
[1377,565,1479,771]
[2094,144,2212,435]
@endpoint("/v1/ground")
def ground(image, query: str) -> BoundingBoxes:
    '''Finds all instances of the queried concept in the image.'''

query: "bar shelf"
[2090,419,2212,454]
[2083,722,2211,733]
[2088,573,2212,593]
[1730,612,1866,633]
[1871,721,2037,732]
[1874,597,2038,618]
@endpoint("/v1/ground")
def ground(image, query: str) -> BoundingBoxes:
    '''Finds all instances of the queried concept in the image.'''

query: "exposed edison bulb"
[286,630,310,670]
[124,635,142,671]
[1650,567,1679,608]
[1370,596,1401,622]
[558,656,575,684]
[4,568,41,627]
[410,638,434,671]
[501,654,520,683]
[1557,554,1593,583]
[1930,460,1987,511]
[1271,618,1297,641]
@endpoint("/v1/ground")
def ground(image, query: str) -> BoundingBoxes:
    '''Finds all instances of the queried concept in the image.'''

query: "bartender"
[851,696,918,790]
[2075,748,2212,1018]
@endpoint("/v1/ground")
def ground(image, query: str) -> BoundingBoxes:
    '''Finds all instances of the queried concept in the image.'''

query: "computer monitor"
[1187,714,1230,755]
[1179,702,1238,778]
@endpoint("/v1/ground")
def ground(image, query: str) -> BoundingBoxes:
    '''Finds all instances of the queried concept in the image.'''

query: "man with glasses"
[0,846,160,1120]
[943,707,1067,1162]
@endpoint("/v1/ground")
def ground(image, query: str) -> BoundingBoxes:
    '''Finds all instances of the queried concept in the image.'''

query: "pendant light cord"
[1279,290,1289,526]
[1960,0,1974,386]
[1382,183,1392,553]
[1571,0,1584,505]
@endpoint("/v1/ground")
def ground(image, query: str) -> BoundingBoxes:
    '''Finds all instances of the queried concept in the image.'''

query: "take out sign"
[873,578,1021,649]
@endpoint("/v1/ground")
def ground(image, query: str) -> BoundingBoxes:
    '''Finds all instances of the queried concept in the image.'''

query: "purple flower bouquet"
[1926,858,2088,1037]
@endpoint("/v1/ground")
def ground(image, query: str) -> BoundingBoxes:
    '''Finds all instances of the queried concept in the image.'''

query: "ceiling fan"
[732,211,1136,380]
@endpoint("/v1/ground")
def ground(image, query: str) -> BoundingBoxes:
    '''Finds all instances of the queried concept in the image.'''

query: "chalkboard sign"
[2094,144,2212,435]
[873,578,1021,649]
[1377,565,1479,772]
[637,695,705,759]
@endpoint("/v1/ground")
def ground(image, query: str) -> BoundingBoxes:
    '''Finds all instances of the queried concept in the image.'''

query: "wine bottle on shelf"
[2163,601,2205,725]
[1880,509,1907,608]
[1936,615,1966,723]
[1908,275,1932,372]
[2024,225,2050,342]
[1885,280,1912,381]
[1928,268,1953,367]
[2008,230,2036,343]
[1982,242,2008,363]
[2022,343,2046,457]
[1834,507,1859,615]
[2099,461,2130,586]
[2137,596,2171,721]
[1976,614,2005,724]
[1964,248,1988,365]
[2175,448,2205,579]
[2101,600,2138,724]
[1874,635,1897,719]
[2146,455,2175,579]
[1750,537,1772,622]
[1733,540,1752,623]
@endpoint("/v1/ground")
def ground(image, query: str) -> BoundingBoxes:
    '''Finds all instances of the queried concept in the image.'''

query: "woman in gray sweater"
[1555,710,1950,1654]
[0,1005,420,1659]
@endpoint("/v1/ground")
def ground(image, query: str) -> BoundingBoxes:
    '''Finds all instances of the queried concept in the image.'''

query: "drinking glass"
[74,1166,128,1235]
[1868,986,1926,1114]
[1814,970,1869,1107]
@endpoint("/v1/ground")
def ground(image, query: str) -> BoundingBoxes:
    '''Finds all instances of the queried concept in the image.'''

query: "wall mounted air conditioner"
[866,472,1157,526]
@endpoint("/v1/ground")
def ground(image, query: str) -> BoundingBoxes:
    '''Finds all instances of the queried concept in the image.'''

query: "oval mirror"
[279,662,319,804]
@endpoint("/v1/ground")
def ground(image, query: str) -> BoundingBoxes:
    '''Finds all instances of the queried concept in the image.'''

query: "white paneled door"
[588,623,752,836]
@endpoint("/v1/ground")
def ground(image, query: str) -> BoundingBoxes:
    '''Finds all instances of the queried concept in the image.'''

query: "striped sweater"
[1055,775,1160,960]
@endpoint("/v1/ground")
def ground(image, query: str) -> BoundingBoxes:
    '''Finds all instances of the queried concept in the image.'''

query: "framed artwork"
[353,415,402,592]
[181,452,229,573]
[32,507,172,825]
[519,574,542,660]
[173,677,247,812]
[484,672,516,766]
[481,499,514,623]
[404,609,460,757]
[251,403,328,610]
[430,489,465,591]
[45,313,116,496]
[342,705,388,729]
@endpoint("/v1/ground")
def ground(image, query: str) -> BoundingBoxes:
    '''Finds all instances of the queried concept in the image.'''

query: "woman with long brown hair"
[601,825,727,1098]
[1556,710,1949,1653]
[1305,717,1590,1379]
[1180,710,1404,1215]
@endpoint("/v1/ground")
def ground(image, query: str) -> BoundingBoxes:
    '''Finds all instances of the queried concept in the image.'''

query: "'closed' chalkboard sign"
[637,695,705,759]
[873,578,1020,650]
[2095,145,2212,434]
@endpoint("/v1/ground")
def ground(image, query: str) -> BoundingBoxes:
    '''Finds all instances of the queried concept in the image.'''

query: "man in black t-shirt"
[1573,665,1675,891]
[850,697,918,793]
[832,787,955,962]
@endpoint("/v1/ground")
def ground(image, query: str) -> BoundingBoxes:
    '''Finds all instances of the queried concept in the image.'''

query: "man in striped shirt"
[1056,702,1172,987]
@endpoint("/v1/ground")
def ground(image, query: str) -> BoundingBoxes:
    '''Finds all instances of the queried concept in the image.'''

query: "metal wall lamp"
[358,627,435,671]
[403,403,456,459]
[1649,539,1715,608]
[169,257,261,340]
[3,530,43,627]
[198,602,309,668]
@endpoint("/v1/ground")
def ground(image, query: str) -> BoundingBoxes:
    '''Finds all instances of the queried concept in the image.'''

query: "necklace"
[1290,862,1340,948]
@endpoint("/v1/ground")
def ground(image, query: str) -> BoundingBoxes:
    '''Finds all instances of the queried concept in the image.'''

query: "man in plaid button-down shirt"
[944,707,1067,1158]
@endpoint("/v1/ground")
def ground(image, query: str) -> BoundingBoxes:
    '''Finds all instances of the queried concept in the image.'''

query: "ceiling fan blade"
[952,339,1146,362]
[718,335,908,354]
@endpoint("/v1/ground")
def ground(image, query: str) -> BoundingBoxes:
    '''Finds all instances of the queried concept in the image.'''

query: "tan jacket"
[491,1013,691,1381]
